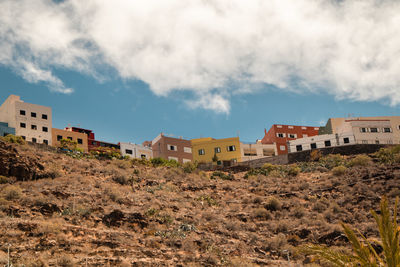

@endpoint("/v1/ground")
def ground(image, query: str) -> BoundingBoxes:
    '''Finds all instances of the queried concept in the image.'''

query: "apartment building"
[288,133,355,153]
[120,142,152,160]
[0,122,15,137]
[151,133,192,164]
[0,95,52,144]
[261,124,320,155]
[191,137,241,165]
[52,128,89,152]
[241,141,276,161]
[65,126,119,151]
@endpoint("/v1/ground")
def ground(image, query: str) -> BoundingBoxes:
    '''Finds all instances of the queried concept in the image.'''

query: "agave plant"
[303,196,400,266]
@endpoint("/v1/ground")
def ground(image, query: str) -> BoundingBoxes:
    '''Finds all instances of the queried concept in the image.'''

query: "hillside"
[0,139,399,266]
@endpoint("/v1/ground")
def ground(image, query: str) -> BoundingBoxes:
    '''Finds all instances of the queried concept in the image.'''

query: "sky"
[0,0,400,144]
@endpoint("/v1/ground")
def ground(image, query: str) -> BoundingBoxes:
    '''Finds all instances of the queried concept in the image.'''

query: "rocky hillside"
[0,139,399,266]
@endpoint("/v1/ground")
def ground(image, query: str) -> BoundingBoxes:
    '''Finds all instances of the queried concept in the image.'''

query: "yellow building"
[191,137,242,164]
[52,128,89,152]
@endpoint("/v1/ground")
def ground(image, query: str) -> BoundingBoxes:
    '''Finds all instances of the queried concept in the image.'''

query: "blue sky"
[1,65,399,144]
[1,0,400,144]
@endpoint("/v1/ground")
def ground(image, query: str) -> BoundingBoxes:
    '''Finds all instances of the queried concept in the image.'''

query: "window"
[43,140,48,145]
[310,143,317,149]
[21,136,26,140]
[383,127,392,133]
[20,110,25,115]
[168,156,178,161]
[360,128,367,133]
[92,141,97,145]
[370,128,378,133]
[288,134,297,138]
[227,145,236,152]
[277,133,285,138]
[296,145,302,152]
[388,140,394,144]
[375,140,380,144]
[184,147,192,153]
[277,125,282,128]
[362,140,368,144]
[42,114,48,120]
[67,137,73,140]
[31,125,37,130]
[57,135,62,141]
[198,149,205,155]
[183,158,192,163]
[42,126,48,132]
[280,145,286,151]
[167,145,177,151]
[31,112,36,118]
[288,126,294,129]
[324,140,331,147]
[301,126,307,130]
[215,147,221,153]
[303,134,308,137]
[32,138,37,143]
[125,149,133,155]
[343,137,350,144]
[77,138,83,144]
[314,127,319,130]
[20,122,26,128]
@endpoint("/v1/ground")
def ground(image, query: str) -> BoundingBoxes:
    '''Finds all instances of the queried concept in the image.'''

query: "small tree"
[59,138,79,151]
[212,153,219,163]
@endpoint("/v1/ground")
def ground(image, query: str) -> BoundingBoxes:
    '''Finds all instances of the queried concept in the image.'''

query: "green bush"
[347,154,372,167]
[183,161,197,173]
[210,171,233,180]
[374,145,400,164]
[319,154,344,169]
[1,134,25,145]
[0,176,8,184]
[264,197,282,211]
[287,164,301,176]
[331,165,347,176]
[90,147,122,159]
[262,163,280,172]
[150,157,182,168]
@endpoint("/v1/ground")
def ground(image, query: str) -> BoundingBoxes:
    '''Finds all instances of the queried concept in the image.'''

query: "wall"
[152,134,192,164]
[191,137,242,164]
[288,133,356,152]
[120,142,152,159]
[52,128,89,152]
[240,142,276,161]
[0,122,15,137]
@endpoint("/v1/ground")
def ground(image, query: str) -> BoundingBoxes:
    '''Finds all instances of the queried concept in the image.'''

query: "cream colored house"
[288,133,355,153]
[120,142,153,160]
[0,95,52,145]
[240,141,277,161]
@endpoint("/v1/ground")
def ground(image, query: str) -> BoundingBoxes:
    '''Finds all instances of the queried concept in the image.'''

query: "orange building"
[261,124,320,155]
[52,128,89,152]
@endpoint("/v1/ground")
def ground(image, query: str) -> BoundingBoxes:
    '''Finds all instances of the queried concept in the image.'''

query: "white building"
[0,95,52,145]
[120,142,153,160]
[240,141,277,161]
[288,133,356,153]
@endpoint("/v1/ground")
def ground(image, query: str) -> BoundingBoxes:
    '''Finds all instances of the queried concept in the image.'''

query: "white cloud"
[1,0,400,113]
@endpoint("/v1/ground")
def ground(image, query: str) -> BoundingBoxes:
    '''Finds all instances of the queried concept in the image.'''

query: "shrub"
[319,154,344,169]
[347,154,372,167]
[331,165,347,176]
[253,208,271,220]
[198,195,217,206]
[374,145,400,164]
[265,197,282,211]
[112,174,133,185]
[1,134,25,145]
[90,147,122,159]
[262,163,280,172]
[2,185,22,201]
[268,169,283,178]
[183,161,197,173]
[210,171,233,180]
[57,255,74,267]
[287,165,301,176]
[310,149,322,161]
[0,176,8,184]
[150,157,181,168]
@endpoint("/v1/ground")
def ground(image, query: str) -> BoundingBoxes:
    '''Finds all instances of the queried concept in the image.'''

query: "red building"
[66,127,119,151]
[261,124,320,155]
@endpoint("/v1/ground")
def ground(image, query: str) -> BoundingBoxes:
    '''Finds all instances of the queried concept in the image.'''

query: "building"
[261,124,320,155]
[151,133,192,164]
[120,142,152,160]
[321,116,400,144]
[288,133,355,153]
[0,122,15,137]
[191,137,242,165]
[65,126,119,151]
[52,128,89,152]
[240,140,277,161]
[0,95,52,145]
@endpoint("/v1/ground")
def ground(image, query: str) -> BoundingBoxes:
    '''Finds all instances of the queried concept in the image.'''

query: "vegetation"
[331,165,347,176]
[347,154,372,167]
[303,196,400,266]
[0,134,26,144]
[210,171,233,180]
[374,145,400,165]
[90,147,122,159]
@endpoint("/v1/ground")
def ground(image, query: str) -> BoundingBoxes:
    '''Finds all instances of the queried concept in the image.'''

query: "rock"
[103,210,125,227]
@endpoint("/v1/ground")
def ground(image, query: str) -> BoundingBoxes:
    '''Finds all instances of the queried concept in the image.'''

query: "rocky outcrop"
[0,140,44,180]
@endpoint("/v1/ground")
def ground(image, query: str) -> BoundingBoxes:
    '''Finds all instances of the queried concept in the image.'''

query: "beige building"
[240,141,277,161]
[120,142,153,160]
[288,132,355,153]
[0,95,52,145]
[52,128,89,152]
[321,116,400,144]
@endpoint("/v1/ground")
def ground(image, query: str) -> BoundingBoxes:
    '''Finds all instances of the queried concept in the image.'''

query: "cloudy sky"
[1,0,400,143]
